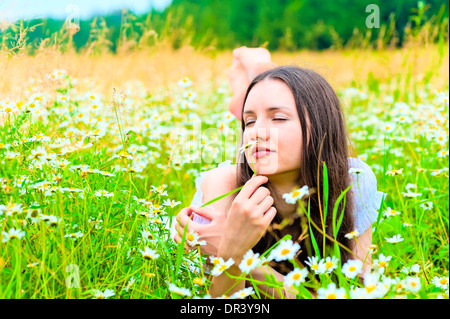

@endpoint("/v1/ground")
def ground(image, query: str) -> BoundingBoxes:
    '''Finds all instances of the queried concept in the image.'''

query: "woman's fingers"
[262,206,277,225]
[189,205,217,221]
[248,186,271,205]
[176,207,192,227]
[236,175,268,201]
[251,195,274,218]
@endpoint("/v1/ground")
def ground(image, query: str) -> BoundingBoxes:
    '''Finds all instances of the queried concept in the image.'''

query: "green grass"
[0,49,448,299]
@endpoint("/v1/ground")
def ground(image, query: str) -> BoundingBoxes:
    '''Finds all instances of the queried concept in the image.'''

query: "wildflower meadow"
[0,1,448,301]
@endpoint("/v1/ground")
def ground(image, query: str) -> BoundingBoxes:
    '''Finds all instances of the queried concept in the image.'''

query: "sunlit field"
[0,29,448,299]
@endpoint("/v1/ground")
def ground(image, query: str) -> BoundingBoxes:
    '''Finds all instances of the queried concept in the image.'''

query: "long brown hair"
[236,65,355,273]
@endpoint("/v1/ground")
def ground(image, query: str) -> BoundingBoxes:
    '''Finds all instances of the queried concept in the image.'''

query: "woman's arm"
[209,175,277,298]
[352,227,373,277]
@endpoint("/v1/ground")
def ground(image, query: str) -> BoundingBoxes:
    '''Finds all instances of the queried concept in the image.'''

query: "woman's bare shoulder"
[200,164,238,210]
[201,164,238,193]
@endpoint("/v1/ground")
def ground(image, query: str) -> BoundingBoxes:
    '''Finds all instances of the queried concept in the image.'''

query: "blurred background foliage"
[0,0,448,54]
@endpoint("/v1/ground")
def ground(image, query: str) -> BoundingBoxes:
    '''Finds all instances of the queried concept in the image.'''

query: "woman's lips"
[254,150,271,158]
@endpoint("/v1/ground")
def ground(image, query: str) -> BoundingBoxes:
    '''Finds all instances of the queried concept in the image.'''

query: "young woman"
[173,48,385,298]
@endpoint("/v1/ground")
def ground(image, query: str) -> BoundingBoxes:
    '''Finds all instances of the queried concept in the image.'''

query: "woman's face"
[242,78,303,176]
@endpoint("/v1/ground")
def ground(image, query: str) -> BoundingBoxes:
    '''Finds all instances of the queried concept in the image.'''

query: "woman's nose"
[249,125,270,142]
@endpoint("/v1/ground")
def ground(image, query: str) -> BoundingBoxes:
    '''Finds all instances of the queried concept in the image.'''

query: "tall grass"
[0,6,448,299]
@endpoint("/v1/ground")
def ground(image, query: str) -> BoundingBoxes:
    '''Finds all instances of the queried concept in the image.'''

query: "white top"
[189,158,386,235]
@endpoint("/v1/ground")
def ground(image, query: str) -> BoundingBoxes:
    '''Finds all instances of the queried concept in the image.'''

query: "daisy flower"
[348,167,365,176]
[419,201,433,210]
[230,287,255,299]
[140,247,160,260]
[192,277,206,286]
[305,256,325,275]
[403,222,413,227]
[185,231,206,247]
[238,140,258,154]
[404,276,421,293]
[168,283,192,297]
[385,168,403,176]
[141,229,154,241]
[178,77,192,88]
[162,199,182,208]
[64,231,83,240]
[282,185,310,204]
[211,258,235,276]
[437,149,449,158]
[363,273,383,298]
[373,253,392,270]
[28,146,47,160]
[401,263,420,275]
[383,207,401,218]
[123,277,136,292]
[94,190,114,197]
[284,268,309,287]
[385,234,404,243]
[432,276,449,290]
[402,191,422,198]
[317,283,347,299]
[323,256,339,274]
[341,259,363,279]
[344,230,359,239]
[392,277,406,293]
[238,249,261,274]
[93,288,115,299]
[1,202,24,216]
[2,228,26,242]
[151,185,168,197]
[268,239,301,262]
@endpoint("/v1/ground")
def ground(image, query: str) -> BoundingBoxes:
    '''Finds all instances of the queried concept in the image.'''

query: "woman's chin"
[251,160,279,175]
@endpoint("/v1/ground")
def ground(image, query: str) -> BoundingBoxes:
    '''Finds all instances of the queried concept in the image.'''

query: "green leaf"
[332,184,352,238]
[306,199,321,259]
[174,222,189,280]
[200,185,244,208]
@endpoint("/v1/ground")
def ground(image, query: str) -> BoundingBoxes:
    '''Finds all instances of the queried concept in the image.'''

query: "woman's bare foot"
[227,46,277,120]
[228,57,250,120]
[232,46,276,81]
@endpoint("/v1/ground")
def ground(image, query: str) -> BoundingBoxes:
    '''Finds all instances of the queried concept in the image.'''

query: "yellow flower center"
[440,278,448,285]
[187,234,195,241]
[327,293,337,299]
[281,248,290,255]
[325,261,334,269]
[246,258,254,266]
[365,284,376,293]
[379,261,387,268]
[292,273,301,280]
[348,266,356,272]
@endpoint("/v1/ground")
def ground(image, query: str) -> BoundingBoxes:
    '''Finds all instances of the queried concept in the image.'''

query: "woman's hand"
[173,205,227,258]
[218,175,277,263]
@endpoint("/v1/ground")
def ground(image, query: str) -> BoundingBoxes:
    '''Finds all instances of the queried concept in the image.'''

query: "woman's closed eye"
[244,118,287,127]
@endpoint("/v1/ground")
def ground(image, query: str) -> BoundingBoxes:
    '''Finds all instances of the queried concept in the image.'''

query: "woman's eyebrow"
[243,106,292,115]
